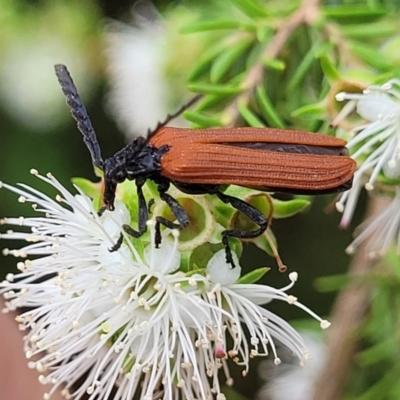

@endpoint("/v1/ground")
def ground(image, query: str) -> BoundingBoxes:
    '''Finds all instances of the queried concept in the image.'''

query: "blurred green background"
[0,0,362,340]
[0,0,361,301]
[0,1,368,398]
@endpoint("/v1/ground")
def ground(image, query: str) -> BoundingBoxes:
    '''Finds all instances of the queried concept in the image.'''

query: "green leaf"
[251,232,276,258]
[245,40,265,69]
[272,198,310,219]
[352,366,398,400]
[144,180,160,198]
[357,339,394,366]
[237,102,265,127]
[228,0,268,19]
[196,94,228,111]
[180,20,254,34]
[71,177,100,199]
[323,5,388,22]
[183,110,223,127]
[220,386,250,400]
[315,274,351,292]
[256,24,272,42]
[188,82,244,95]
[179,250,192,272]
[255,86,285,128]
[319,54,340,81]
[262,58,286,71]
[188,61,212,83]
[189,243,224,270]
[313,42,335,58]
[379,175,400,186]
[210,37,253,83]
[188,43,227,82]
[212,202,235,228]
[237,267,269,284]
[72,177,102,210]
[351,42,393,71]
[381,36,400,67]
[291,102,325,119]
[287,44,317,92]
[340,21,396,39]
[385,248,400,281]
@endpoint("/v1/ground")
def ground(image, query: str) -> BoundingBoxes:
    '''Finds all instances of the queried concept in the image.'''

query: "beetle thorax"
[104,139,167,184]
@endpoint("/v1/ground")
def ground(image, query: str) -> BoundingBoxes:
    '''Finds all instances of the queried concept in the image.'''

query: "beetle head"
[103,137,145,182]
[101,137,163,210]
[103,157,126,183]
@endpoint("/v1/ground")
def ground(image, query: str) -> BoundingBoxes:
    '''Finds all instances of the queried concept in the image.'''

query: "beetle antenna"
[55,64,104,170]
[146,94,202,140]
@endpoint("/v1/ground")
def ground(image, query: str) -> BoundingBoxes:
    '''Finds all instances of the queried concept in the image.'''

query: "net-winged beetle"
[55,64,356,267]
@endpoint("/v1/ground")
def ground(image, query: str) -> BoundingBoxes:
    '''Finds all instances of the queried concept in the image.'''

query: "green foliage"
[349,250,400,399]
[167,1,400,398]
[312,249,400,400]
[177,0,400,132]
[71,177,102,210]
[271,198,310,218]
[2,0,400,399]
[237,267,270,284]
[174,0,400,280]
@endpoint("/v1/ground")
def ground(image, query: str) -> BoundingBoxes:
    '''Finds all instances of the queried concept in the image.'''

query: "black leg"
[109,233,124,252]
[122,180,148,236]
[147,198,155,215]
[215,191,268,268]
[98,205,107,217]
[154,182,190,247]
[109,180,148,252]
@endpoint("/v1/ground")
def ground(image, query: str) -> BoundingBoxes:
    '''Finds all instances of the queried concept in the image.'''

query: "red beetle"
[55,64,356,267]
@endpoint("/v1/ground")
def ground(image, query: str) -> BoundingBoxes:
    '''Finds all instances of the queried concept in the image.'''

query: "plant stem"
[226,0,321,126]
[311,195,391,400]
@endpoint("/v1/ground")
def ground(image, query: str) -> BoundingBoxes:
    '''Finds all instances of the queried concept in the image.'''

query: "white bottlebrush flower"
[204,251,330,373]
[335,80,400,227]
[0,171,211,400]
[104,14,168,139]
[0,171,329,400]
[256,332,326,400]
[346,188,400,258]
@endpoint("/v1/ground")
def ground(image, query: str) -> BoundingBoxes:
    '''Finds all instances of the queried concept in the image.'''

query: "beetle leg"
[215,191,268,268]
[109,233,124,252]
[123,180,148,236]
[97,205,107,217]
[109,180,148,252]
[147,198,155,215]
[155,184,190,248]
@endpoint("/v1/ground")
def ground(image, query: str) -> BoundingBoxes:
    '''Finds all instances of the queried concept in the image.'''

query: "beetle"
[55,64,356,267]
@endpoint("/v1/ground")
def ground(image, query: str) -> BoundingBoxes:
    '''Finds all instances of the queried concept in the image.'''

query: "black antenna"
[146,94,203,140]
[55,64,104,170]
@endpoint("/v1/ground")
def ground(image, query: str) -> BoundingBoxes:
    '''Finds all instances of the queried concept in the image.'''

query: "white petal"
[101,201,131,237]
[144,241,180,273]
[356,92,400,121]
[207,250,241,285]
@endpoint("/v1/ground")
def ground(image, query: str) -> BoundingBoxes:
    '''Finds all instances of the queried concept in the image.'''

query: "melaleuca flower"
[1,171,328,400]
[104,14,168,139]
[256,332,326,400]
[204,251,330,374]
[334,80,400,227]
[346,188,400,258]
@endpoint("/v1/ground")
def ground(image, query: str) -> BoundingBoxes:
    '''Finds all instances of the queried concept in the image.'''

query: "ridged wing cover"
[149,127,349,147]
[149,127,356,191]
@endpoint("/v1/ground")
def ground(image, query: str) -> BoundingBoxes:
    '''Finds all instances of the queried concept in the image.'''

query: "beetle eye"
[114,171,126,183]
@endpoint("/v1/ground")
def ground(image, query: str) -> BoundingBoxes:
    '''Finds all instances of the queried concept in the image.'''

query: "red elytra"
[150,127,356,193]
